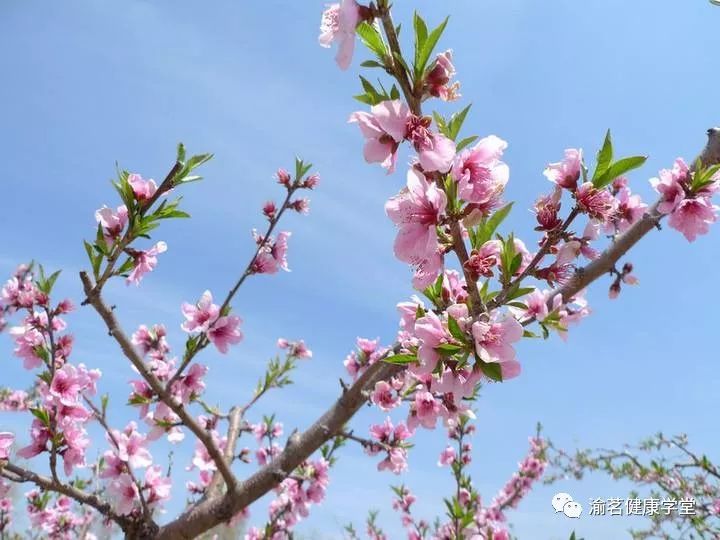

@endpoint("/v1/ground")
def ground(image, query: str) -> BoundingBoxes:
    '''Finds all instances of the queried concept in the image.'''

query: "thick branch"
[156,356,402,540]
[551,127,720,303]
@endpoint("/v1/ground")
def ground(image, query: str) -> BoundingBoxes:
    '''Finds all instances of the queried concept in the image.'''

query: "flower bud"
[275,168,291,187]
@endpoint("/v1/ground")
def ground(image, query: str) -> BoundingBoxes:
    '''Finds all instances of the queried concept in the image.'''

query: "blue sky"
[1,0,719,538]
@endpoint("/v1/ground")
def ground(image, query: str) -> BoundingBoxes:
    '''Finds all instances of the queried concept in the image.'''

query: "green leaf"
[506,285,535,302]
[29,407,50,427]
[356,76,387,105]
[690,162,720,192]
[447,104,472,141]
[592,129,613,183]
[509,252,523,275]
[436,343,463,355]
[353,93,376,105]
[384,353,417,365]
[474,203,513,247]
[479,360,503,382]
[44,270,61,295]
[356,22,386,59]
[413,12,429,70]
[595,155,648,188]
[456,135,478,152]
[447,316,466,342]
[432,112,450,138]
[415,16,449,79]
[360,60,385,69]
[294,157,313,180]
[176,142,186,163]
[185,152,213,172]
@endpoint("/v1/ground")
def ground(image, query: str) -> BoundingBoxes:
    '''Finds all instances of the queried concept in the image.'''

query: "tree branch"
[1,462,129,529]
[550,127,720,304]
[79,271,237,494]
[156,355,402,540]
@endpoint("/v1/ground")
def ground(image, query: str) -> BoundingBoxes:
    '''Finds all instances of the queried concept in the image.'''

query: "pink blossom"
[509,288,549,322]
[555,240,581,266]
[386,168,447,263]
[1,274,38,311]
[108,473,139,516]
[255,443,281,466]
[406,116,456,173]
[556,291,591,341]
[252,231,292,274]
[263,200,277,219]
[278,338,313,359]
[126,241,167,285]
[132,324,169,358]
[543,148,583,190]
[433,367,482,403]
[111,422,153,469]
[252,421,283,442]
[425,50,460,101]
[650,158,690,214]
[146,402,184,443]
[0,389,29,412]
[371,381,400,411]
[349,100,411,173]
[127,173,158,202]
[0,432,14,460]
[290,198,310,214]
[173,363,207,404]
[611,186,647,233]
[61,424,89,475]
[275,168,292,187]
[95,205,128,246]
[188,438,218,473]
[441,269,468,304]
[181,290,220,333]
[128,380,153,418]
[667,197,718,242]
[512,238,533,275]
[410,249,444,290]
[464,239,501,279]
[208,315,243,354]
[369,418,412,474]
[438,445,456,466]
[408,391,441,430]
[534,188,562,231]
[303,173,321,189]
[413,311,449,375]
[17,419,49,459]
[49,364,83,406]
[452,136,509,209]
[472,314,523,377]
[9,325,45,370]
[145,465,171,506]
[576,182,618,223]
[712,499,720,516]
[378,447,409,474]
[318,0,361,70]
[100,451,125,479]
